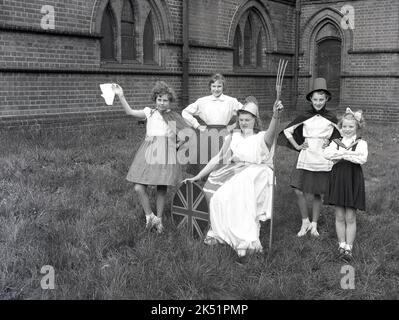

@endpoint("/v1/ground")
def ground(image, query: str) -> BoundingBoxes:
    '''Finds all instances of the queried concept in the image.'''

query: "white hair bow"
[346,107,362,122]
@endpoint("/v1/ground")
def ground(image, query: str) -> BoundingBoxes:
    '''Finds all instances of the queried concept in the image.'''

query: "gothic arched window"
[233,26,242,67]
[100,5,116,61]
[315,23,342,108]
[244,18,252,66]
[256,31,263,67]
[143,13,155,64]
[231,7,270,70]
[97,0,170,68]
[121,0,136,61]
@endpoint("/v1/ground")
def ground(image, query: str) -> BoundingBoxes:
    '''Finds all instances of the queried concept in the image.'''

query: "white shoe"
[297,221,311,237]
[145,213,157,229]
[154,218,164,234]
[310,222,319,237]
[204,236,218,245]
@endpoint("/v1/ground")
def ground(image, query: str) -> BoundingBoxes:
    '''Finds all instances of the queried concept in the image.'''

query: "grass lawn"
[0,120,398,299]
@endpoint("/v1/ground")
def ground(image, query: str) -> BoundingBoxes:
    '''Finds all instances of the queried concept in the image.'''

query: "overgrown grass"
[0,121,398,299]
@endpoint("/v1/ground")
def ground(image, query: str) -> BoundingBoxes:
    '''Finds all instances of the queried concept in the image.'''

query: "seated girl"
[183,97,283,259]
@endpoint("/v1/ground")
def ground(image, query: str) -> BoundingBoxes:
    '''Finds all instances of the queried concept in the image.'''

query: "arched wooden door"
[316,38,341,108]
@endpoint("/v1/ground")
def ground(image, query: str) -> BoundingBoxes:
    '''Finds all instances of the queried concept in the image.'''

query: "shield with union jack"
[171,181,209,239]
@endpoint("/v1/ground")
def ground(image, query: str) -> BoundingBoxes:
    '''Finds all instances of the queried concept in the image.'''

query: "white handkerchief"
[100,83,115,105]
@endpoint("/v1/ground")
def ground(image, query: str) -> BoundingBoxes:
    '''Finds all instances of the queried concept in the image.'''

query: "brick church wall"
[299,0,399,122]
[0,0,397,130]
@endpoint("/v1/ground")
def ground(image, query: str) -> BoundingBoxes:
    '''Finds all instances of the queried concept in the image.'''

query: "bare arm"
[287,136,309,151]
[112,84,146,119]
[264,100,283,148]
[283,123,309,151]
[182,101,201,129]
[183,135,232,182]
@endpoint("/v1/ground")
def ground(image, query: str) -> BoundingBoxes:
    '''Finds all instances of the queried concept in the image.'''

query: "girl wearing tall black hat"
[278,78,340,237]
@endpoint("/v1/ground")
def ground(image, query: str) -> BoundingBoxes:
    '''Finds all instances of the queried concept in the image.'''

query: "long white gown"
[202,130,275,256]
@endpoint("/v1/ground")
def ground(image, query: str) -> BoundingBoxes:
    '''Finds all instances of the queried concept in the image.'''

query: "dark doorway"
[316,39,341,108]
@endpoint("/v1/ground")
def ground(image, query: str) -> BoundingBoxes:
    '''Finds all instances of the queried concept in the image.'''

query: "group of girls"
[111,75,368,263]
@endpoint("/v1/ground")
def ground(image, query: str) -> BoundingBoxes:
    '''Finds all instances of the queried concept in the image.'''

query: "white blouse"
[284,115,337,171]
[323,136,368,165]
[182,94,243,128]
[143,107,173,137]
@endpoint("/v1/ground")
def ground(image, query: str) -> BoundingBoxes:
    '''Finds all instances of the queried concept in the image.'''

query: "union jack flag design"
[171,181,209,239]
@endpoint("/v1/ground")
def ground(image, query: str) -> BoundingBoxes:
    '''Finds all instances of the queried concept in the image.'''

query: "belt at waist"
[232,160,274,170]
[205,125,227,129]
[304,137,328,139]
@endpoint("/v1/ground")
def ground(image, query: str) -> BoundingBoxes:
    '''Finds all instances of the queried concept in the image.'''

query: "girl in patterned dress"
[113,81,190,233]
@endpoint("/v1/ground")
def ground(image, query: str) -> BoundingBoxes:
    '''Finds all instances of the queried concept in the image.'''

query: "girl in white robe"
[183,97,283,258]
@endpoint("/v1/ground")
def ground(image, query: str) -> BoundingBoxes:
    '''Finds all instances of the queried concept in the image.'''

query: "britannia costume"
[202,130,274,256]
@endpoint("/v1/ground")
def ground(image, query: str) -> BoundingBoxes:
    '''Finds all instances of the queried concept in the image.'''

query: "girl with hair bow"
[345,107,363,122]
[323,107,368,262]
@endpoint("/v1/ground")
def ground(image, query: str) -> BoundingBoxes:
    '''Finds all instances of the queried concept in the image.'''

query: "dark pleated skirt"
[324,160,366,210]
[290,168,330,195]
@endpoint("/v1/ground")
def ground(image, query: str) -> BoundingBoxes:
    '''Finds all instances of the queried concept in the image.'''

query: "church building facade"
[0,0,398,129]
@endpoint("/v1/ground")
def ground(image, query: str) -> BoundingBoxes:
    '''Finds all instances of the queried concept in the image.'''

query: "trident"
[269,59,288,252]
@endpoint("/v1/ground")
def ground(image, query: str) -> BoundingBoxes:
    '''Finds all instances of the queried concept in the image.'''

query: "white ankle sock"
[145,212,155,221]
[345,244,353,251]
[339,242,346,249]
[302,218,310,225]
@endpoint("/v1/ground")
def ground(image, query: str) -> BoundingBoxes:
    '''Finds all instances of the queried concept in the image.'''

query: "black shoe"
[235,255,249,266]
[341,249,353,263]
[337,247,345,260]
